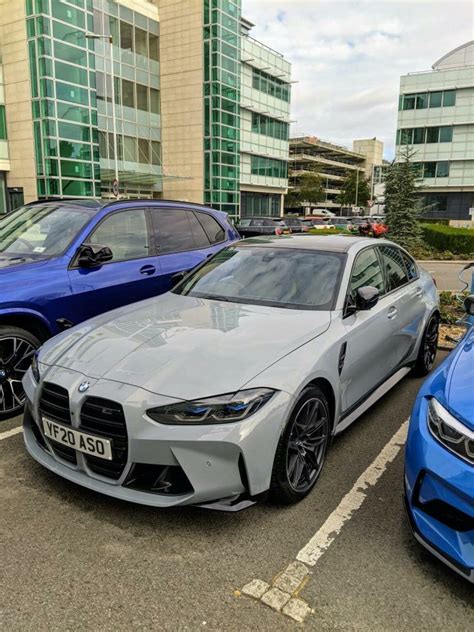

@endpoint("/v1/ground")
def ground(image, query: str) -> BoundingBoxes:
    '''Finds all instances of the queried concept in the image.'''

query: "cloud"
[243,0,474,158]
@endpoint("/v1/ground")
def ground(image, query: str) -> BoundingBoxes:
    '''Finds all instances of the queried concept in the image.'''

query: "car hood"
[39,292,331,400]
[0,255,50,271]
[445,328,474,430]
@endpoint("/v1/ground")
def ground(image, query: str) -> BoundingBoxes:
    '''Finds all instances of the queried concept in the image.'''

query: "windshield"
[0,204,94,257]
[174,245,345,310]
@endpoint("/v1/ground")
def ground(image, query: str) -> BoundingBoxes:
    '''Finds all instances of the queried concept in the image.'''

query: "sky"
[243,0,474,159]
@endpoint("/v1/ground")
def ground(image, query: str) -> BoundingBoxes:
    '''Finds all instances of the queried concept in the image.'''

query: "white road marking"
[0,426,23,442]
[297,419,409,565]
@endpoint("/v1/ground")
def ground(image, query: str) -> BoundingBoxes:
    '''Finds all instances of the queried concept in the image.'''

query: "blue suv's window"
[89,209,149,261]
[150,208,212,254]
[0,204,93,257]
[195,211,225,244]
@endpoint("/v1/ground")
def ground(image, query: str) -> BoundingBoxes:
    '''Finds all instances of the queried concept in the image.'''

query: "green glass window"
[54,40,87,66]
[0,106,7,140]
[38,57,53,78]
[61,160,92,179]
[45,158,58,176]
[32,100,41,119]
[59,140,91,160]
[36,16,50,35]
[42,119,56,137]
[62,180,93,196]
[58,121,90,142]
[27,18,36,38]
[56,82,89,105]
[429,91,442,107]
[436,161,449,177]
[37,36,52,57]
[57,102,89,125]
[413,128,425,144]
[40,78,54,98]
[99,131,107,159]
[416,93,428,109]
[28,41,39,98]
[423,162,436,178]
[51,2,85,29]
[400,129,413,144]
[55,60,88,87]
[439,126,453,142]
[426,127,439,143]
[46,179,60,196]
[53,19,85,46]
[402,94,415,110]
[442,90,456,106]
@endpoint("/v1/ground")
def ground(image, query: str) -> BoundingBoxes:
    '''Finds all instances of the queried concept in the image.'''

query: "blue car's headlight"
[427,398,474,464]
[31,352,41,383]
[147,388,276,425]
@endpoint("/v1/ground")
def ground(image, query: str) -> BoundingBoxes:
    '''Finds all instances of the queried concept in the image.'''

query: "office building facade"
[396,41,474,219]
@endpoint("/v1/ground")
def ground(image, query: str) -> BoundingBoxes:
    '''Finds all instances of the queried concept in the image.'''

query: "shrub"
[419,217,450,225]
[307,228,346,235]
[422,224,474,255]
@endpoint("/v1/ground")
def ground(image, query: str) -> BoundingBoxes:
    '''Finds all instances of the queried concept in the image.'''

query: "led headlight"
[147,388,276,425]
[427,398,474,464]
[31,352,41,383]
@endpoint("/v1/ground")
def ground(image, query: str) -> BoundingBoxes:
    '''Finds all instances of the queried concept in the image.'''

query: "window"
[150,88,160,114]
[135,27,148,57]
[187,213,211,249]
[136,84,148,111]
[400,129,413,144]
[124,136,136,162]
[413,128,425,144]
[379,246,408,291]
[89,210,149,262]
[122,80,135,108]
[442,90,456,106]
[349,248,385,302]
[439,126,453,142]
[416,93,428,109]
[401,252,418,281]
[195,212,225,243]
[150,209,196,253]
[436,161,449,177]
[151,141,161,166]
[429,91,442,108]
[149,33,159,61]
[120,21,133,52]
[402,95,415,110]
[423,162,436,178]
[426,127,439,143]
[138,138,149,164]
[0,106,7,140]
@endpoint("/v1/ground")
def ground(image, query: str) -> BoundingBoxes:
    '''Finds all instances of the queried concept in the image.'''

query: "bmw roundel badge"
[78,381,90,393]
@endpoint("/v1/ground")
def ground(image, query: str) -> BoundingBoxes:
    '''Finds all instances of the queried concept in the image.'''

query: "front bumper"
[404,396,474,582]
[23,366,293,508]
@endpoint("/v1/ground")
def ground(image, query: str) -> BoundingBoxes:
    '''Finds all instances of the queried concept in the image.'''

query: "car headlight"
[31,352,41,383]
[427,398,474,464]
[147,388,276,425]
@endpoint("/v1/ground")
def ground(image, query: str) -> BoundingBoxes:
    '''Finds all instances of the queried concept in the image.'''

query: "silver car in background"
[23,236,439,510]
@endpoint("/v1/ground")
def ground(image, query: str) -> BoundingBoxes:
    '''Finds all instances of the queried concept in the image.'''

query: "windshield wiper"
[191,293,232,302]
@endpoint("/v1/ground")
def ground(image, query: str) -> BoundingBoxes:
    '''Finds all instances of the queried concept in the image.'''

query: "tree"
[285,171,324,208]
[337,170,371,206]
[384,145,422,250]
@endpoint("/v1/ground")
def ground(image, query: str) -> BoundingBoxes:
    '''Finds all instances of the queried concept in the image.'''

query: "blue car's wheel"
[271,385,331,504]
[0,327,39,420]
[413,314,439,377]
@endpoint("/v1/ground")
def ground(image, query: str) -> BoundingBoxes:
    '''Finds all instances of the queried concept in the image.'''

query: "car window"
[89,209,149,262]
[401,251,418,281]
[150,208,196,254]
[350,247,385,300]
[195,211,225,244]
[379,245,409,291]
[252,219,265,226]
[238,219,251,227]
[187,212,211,249]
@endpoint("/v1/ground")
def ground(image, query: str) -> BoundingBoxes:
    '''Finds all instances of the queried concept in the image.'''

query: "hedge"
[307,228,347,235]
[419,217,450,225]
[422,224,474,254]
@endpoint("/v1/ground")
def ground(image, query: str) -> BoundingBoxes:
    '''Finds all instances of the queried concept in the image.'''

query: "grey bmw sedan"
[23,236,439,510]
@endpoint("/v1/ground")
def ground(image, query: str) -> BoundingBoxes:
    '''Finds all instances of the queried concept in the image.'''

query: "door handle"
[415,287,423,297]
[387,306,398,320]
[140,264,156,276]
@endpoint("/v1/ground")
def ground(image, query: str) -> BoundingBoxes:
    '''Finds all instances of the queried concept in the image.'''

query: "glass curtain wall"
[203,0,241,219]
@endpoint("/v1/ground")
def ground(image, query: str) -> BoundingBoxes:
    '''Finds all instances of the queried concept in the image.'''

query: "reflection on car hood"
[39,292,331,400]
[0,255,48,269]
[446,328,474,430]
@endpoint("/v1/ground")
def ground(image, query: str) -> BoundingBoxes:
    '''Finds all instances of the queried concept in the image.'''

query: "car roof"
[22,198,226,215]
[236,235,379,253]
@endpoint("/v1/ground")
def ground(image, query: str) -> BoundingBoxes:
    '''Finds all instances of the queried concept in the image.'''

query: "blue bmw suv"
[0,199,238,419]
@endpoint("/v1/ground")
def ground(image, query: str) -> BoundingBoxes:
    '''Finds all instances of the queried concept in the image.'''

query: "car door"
[378,245,425,368]
[149,207,222,292]
[67,208,162,323]
[340,246,395,413]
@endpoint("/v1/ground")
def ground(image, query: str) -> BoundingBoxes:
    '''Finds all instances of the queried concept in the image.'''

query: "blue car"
[404,294,474,583]
[0,198,238,419]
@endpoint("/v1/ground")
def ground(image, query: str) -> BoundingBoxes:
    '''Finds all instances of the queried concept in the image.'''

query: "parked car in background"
[404,294,474,582]
[0,199,238,419]
[331,217,352,231]
[236,217,290,238]
[24,236,439,510]
[283,216,309,233]
[307,218,335,230]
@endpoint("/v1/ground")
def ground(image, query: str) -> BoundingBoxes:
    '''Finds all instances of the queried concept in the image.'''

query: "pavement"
[417,260,473,292]
[0,351,472,631]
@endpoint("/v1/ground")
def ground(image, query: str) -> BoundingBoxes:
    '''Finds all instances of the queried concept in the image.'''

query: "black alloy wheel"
[271,386,331,504]
[0,327,40,420]
[413,314,439,377]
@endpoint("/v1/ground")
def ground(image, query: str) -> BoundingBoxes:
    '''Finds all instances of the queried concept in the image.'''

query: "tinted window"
[187,212,211,249]
[150,208,195,254]
[89,210,149,261]
[174,246,344,311]
[195,212,225,244]
[350,248,385,300]
[379,246,409,291]
[401,252,418,281]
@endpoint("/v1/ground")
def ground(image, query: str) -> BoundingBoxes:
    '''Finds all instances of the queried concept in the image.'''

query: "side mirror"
[464,294,474,316]
[356,286,380,310]
[77,243,113,268]
[171,270,187,287]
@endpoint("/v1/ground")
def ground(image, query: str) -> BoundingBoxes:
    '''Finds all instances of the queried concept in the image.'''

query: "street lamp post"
[85,32,119,197]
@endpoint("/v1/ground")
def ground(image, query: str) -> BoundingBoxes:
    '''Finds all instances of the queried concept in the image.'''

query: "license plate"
[42,418,113,460]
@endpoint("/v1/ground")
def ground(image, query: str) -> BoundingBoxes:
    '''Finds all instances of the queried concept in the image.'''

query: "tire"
[270,385,331,504]
[0,326,40,421]
[412,313,439,377]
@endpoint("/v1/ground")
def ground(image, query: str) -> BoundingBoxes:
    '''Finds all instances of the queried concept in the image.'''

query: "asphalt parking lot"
[0,351,472,631]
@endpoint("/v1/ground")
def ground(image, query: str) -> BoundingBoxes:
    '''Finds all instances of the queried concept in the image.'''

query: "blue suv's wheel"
[0,327,39,420]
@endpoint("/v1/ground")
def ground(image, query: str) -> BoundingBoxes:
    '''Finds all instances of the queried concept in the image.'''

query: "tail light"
[275,227,282,236]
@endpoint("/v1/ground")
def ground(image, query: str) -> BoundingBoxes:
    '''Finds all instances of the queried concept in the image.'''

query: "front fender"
[0,307,53,336]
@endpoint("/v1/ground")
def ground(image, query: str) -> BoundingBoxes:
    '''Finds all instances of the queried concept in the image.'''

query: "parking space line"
[0,426,23,442]
[241,419,409,622]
